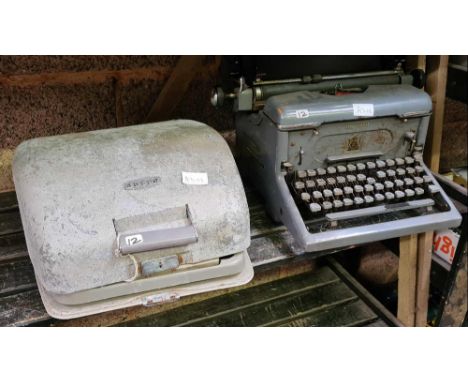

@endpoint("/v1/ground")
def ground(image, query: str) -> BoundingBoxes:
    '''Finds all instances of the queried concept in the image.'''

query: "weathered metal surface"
[13,120,250,299]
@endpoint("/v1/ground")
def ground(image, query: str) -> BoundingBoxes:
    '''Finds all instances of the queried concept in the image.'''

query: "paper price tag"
[353,104,374,117]
[182,171,208,185]
[434,229,460,265]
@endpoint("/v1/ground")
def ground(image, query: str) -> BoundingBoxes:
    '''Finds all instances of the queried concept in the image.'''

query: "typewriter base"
[37,251,253,320]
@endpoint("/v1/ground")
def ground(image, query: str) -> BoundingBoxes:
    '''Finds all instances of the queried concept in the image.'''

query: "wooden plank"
[0,191,18,212]
[406,55,426,71]
[0,233,28,263]
[144,56,207,123]
[415,231,433,326]
[424,55,449,172]
[0,210,23,236]
[0,67,171,87]
[397,234,418,326]
[117,267,341,327]
[278,299,377,327]
[0,289,49,327]
[327,257,402,327]
[0,258,36,297]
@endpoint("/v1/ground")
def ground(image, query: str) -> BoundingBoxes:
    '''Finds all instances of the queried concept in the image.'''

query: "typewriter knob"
[210,87,225,108]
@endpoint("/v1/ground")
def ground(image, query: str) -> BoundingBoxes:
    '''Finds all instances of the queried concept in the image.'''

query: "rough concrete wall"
[0,56,233,192]
[440,98,468,172]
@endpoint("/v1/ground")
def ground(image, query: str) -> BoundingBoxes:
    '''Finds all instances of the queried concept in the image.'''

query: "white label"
[434,229,460,265]
[295,109,310,119]
[182,171,208,185]
[125,234,143,246]
[353,103,374,117]
[143,292,180,306]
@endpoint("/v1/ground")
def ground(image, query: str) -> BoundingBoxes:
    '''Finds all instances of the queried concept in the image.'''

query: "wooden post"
[423,55,449,172]
[415,231,434,326]
[398,234,419,326]
[144,55,206,123]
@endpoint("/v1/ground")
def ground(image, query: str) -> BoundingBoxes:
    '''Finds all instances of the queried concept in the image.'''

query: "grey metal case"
[13,120,253,319]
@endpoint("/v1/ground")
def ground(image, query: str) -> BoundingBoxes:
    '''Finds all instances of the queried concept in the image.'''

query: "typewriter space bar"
[325,199,435,221]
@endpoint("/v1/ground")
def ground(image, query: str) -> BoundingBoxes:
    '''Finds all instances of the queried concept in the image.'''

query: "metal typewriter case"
[236,85,462,253]
[13,120,252,319]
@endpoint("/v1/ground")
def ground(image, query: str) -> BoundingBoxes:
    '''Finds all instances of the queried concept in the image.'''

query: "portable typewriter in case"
[212,63,462,253]
[13,120,253,319]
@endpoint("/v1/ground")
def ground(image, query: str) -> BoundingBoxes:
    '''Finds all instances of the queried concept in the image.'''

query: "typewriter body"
[13,120,253,319]
[212,61,462,253]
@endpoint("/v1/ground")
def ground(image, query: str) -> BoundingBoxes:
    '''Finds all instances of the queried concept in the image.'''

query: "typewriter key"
[374,193,385,202]
[376,160,386,168]
[337,165,347,173]
[385,192,395,200]
[414,176,423,185]
[297,170,307,179]
[354,197,364,206]
[396,168,406,177]
[395,190,405,199]
[317,168,327,176]
[294,181,305,190]
[347,164,357,172]
[405,156,415,165]
[356,163,366,171]
[306,180,316,188]
[395,158,405,166]
[364,195,374,204]
[406,167,415,175]
[394,179,404,188]
[309,203,322,213]
[327,166,337,174]
[414,187,425,196]
[366,177,376,185]
[366,162,376,170]
[374,182,384,191]
[333,188,343,197]
[404,178,414,187]
[301,192,311,202]
[307,169,317,177]
[322,201,333,211]
[386,159,395,167]
[343,198,354,207]
[346,174,356,183]
[333,200,344,209]
[405,189,415,198]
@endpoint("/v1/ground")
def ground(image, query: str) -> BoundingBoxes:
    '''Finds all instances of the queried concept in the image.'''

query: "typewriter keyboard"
[285,156,450,229]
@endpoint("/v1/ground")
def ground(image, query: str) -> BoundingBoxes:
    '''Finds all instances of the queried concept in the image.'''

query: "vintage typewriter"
[13,120,253,319]
[211,58,462,253]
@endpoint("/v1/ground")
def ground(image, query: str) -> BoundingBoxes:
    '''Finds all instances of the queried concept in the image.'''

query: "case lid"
[263,85,432,130]
[13,120,250,296]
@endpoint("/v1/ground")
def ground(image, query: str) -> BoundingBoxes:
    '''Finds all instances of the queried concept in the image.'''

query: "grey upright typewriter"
[212,63,462,253]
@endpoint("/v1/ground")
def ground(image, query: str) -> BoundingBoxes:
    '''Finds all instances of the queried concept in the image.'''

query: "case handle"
[114,205,198,256]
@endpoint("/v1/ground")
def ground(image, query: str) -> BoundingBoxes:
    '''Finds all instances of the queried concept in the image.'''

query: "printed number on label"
[353,104,374,117]
[125,234,143,246]
[295,109,310,119]
[433,230,460,264]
